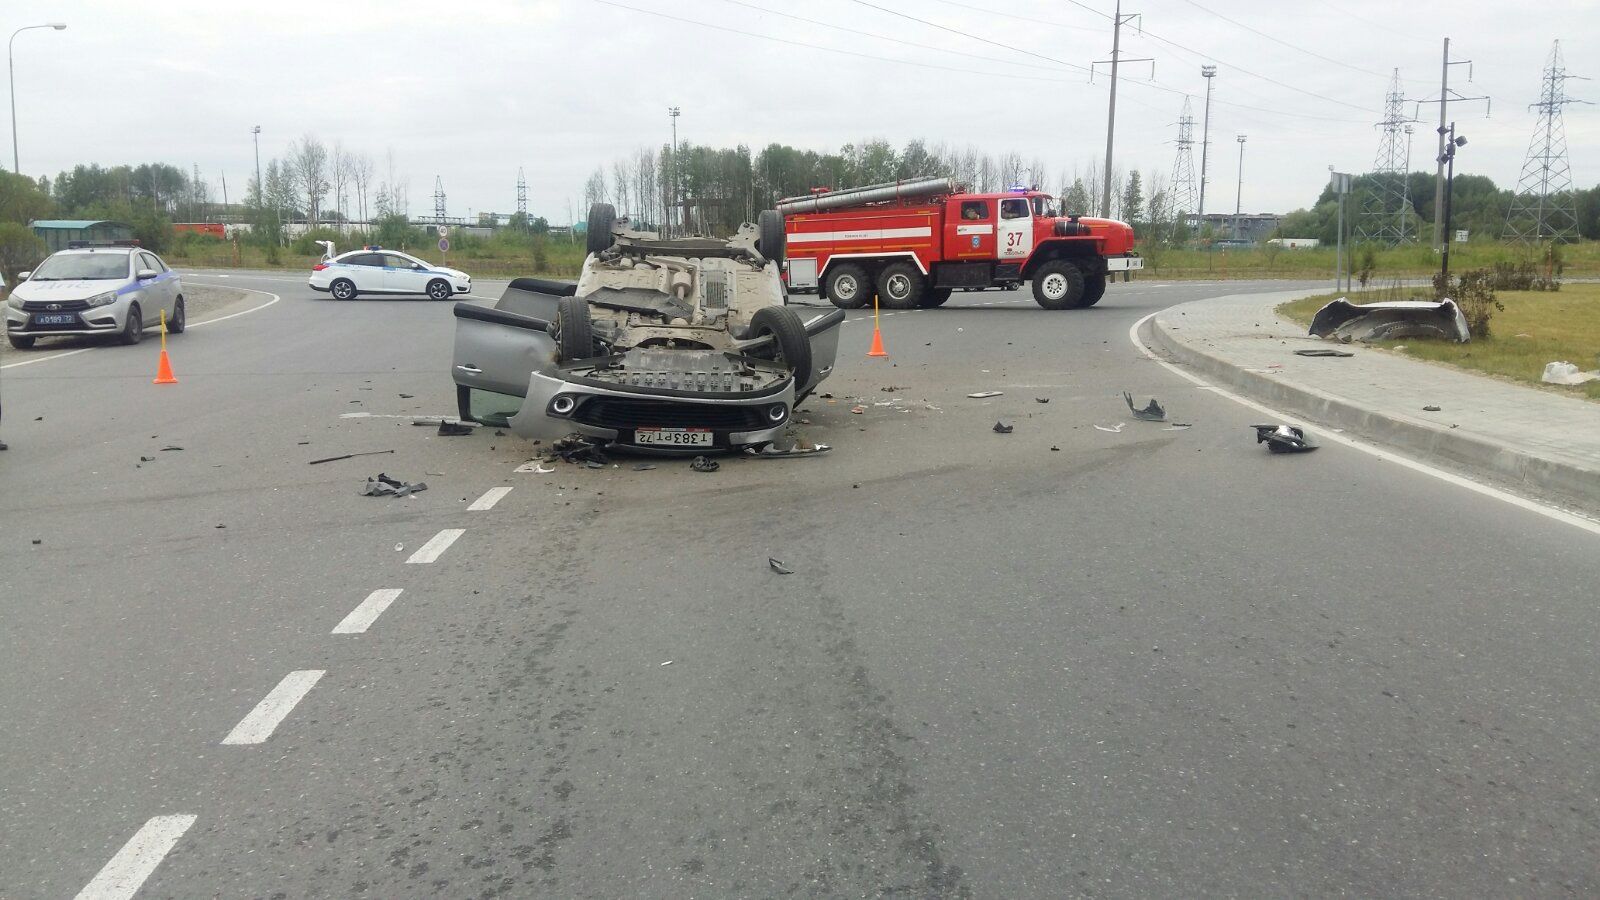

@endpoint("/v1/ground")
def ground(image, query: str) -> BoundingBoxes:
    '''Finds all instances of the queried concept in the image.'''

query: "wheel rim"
[835,276,857,301]
[1041,274,1067,300]
[430,282,449,299]
[886,273,910,299]
[334,282,351,299]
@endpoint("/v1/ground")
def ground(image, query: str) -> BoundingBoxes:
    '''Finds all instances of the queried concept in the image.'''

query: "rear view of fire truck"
[778,177,1142,311]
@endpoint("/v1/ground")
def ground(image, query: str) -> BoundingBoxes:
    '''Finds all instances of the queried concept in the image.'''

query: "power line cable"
[843,0,1092,74]
[1176,0,1394,80]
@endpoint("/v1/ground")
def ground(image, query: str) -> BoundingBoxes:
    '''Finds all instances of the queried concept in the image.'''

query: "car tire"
[167,297,186,333]
[8,334,35,349]
[555,295,595,362]
[876,261,924,310]
[747,305,813,390]
[120,303,144,345]
[426,279,452,300]
[1080,273,1107,307]
[756,209,786,266]
[586,203,617,256]
[330,278,357,300]
[1031,260,1085,310]
[824,263,871,309]
[919,287,953,308]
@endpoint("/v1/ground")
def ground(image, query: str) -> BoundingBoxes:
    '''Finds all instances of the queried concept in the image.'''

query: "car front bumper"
[6,302,129,337]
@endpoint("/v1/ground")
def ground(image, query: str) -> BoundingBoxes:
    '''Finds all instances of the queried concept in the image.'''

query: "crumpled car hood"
[1308,297,1470,343]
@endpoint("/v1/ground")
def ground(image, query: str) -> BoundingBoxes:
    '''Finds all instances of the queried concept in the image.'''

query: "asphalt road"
[2,270,1597,898]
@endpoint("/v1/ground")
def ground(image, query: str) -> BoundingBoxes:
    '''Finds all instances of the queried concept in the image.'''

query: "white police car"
[309,248,471,301]
[5,245,184,349]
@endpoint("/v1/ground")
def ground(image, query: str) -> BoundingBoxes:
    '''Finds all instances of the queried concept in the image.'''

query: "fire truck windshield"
[1031,196,1059,217]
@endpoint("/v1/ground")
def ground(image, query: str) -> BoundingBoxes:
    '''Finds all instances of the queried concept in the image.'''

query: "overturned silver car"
[451,204,843,452]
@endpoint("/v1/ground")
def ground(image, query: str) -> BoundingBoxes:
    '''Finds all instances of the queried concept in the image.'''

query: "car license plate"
[634,427,713,447]
[32,313,77,326]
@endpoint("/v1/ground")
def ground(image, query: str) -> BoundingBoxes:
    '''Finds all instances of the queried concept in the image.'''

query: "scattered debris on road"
[513,460,558,474]
[1123,392,1166,422]
[1309,297,1470,343]
[1035,397,1050,404]
[550,435,608,465]
[1050,445,1061,451]
[850,405,867,414]
[1294,348,1355,358]
[398,393,414,399]
[967,391,1003,399]
[361,473,429,497]
[161,446,184,452]
[1164,423,1193,431]
[660,660,674,667]
[690,455,720,473]
[1094,423,1126,433]
[747,440,831,458]
[140,455,155,462]
[633,463,657,471]
[993,421,1014,434]
[1253,424,1318,454]
[769,558,794,575]
[1542,361,1600,385]
[309,449,395,465]
[1423,405,1442,412]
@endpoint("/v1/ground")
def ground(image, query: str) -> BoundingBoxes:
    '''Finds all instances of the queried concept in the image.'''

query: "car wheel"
[747,305,813,389]
[1080,274,1108,307]
[756,209,786,266]
[586,203,617,256]
[824,263,871,309]
[1031,260,1085,310]
[876,261,924,310]
[8,334,35,349]
[427,279,452,300]
[120,303,144,345]
[555,295,595,362]
[919,287,952,308]
[330,278,357,300]
[167,297,186,333]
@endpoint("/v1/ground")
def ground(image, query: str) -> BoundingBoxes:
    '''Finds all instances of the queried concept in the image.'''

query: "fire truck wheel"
[555,295,596,361]
[876,262,924,310]
[824,264,871,309]
[1080,273,1108,307]
[748,306,813,389]
[919,287,952,308]
[1032,260,1086,310]
[757,210,786,265]
[586,203,617,256]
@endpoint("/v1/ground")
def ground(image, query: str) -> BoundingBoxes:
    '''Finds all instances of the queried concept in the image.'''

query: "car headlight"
[7,294,22,309]
[87,291,119,307]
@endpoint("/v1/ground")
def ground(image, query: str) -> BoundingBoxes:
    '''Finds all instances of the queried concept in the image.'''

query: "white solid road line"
[332,588,404,634]
[0,289,281,370]
[1129,311,1600,538]
[406,528,465,564]
[220,670,326,745]
[74,814,197,900]
[468,486,513,511]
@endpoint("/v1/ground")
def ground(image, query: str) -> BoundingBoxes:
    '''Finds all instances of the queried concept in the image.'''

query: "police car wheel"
[330,279,356,300]
[427,279,452,300]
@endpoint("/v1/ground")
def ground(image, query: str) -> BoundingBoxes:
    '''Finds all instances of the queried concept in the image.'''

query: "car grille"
[22,299,90,311]
[573,398,768,431]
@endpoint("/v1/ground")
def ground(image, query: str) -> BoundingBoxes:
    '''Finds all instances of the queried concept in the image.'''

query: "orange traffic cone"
[866,296,889,358]
[153,309,178,384]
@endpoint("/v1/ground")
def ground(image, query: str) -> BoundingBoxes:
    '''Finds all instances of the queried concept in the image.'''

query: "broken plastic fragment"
[850,405,867,414]
[436,421,475,436]
[1294,348,1354,358]
[1094,423,1126,433]
[690,456,720,473]
[769,557,794,575]
[1123,392,1166,422]
[361,473,429,497]
[967,391,1003,399]
[993,421,1014,434]
[1422,405,1442,412]
[1035,398,1050,404]
[1252,424,1318,454]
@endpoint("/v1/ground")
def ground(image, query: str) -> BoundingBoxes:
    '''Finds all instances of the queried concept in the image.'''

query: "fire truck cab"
[779,177,1143,311]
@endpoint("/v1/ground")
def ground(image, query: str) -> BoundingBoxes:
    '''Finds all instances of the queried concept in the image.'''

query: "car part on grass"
[308,449,395,465]
[1253,424,1318,454]
[690,455,720,472]
[1308,297,1470,343]
[1541,361,1600,385]
[1294,348,1355,358]
[1094,423,1126,433]
[769,557,794,575]
[967,391,1003,399]
[361,473,428,497]
[1123,392,1166,422]
[993,421,1014,434]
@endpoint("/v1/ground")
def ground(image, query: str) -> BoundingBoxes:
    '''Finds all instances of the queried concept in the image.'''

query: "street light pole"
[251,125,262,204]
[668,106,680,237]
[1438,122,1467,284]
[1234,134,1247,241]
[9,23,67,175]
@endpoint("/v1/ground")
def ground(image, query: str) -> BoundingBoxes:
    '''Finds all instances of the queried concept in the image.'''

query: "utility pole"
[1093,1,1152,218]
[668,106,680,237]
[1197,65,1217,230]
[1418,40,1487,248]
[1233,135,1247,240]
[251,126,262,207]
[1330,170,1352,292]
[516,166,528,220]
[1168,96,1198,228]
[1438,123,1467,282]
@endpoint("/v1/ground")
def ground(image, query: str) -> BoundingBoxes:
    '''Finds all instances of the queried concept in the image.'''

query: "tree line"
[1277,172,1600,245]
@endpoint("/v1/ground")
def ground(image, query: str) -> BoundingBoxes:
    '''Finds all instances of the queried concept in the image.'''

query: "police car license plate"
[634,427,712,447]
[33,313,77,326]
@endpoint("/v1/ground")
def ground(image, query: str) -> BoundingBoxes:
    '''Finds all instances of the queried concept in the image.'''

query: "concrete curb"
[1141,298,1598,503]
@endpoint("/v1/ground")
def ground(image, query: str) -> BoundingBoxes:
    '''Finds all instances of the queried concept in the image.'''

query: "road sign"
[438,238,450,252]
[1455,230,1469,243]
[437,225,449,237]
[1329,172,1352,195]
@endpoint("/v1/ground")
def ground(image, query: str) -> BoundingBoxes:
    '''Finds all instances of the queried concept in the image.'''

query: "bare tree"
[330,142,351,231]
[583,168,607,209]
[288,135,330,226]
[611,159,631,217]
[352,153,375,227]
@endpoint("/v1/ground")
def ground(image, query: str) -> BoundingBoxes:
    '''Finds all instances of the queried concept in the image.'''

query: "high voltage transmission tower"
[1169,96,1198,224]
[1358,69,1417,246]
[516,168,528,217]
[433,176,447,220]
[1504,40,1590,243]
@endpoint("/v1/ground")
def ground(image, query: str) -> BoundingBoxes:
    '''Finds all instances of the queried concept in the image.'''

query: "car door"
[451,302,560,424]
[948,199,995,260]
[337,253,383,292]
[139,253,175,325]
[997,197,1031,261]
[383,254,428,295]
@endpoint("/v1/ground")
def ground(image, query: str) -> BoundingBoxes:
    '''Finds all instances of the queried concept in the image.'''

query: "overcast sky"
[7,0,1597,222]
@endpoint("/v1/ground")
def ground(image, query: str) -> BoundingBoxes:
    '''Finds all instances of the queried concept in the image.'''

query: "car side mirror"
[16,270,30,280]
[137,268,158,280]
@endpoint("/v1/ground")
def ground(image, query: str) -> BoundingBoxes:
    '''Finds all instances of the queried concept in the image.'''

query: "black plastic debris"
[31,538,41,544]
[1423,405,1442,412]
[993,421,1014,434]
[361,473,429,497]
[398,393,414,398]
[140,456,155,462]
[1050,445,1061,451]
[437,421,475,436]
[1123,392,1166,422]
[160,445,184,451]
[551,435,608,466]
[1294,349,1355,358]
[309,449,395,465]
[690,455,720,473]
[1252,424,1318,454]
[1035,398,1050,404]
[769,558,794,575]
[633,464,657,471]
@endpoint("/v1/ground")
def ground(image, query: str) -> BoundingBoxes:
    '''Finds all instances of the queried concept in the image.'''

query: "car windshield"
[29,253,130,281]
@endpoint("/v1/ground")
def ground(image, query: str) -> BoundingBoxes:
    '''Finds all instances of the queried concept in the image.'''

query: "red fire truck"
[778,177,1142,310]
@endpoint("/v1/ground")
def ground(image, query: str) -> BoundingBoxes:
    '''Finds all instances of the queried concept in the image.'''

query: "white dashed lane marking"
[332,589,404,634]
[406,528,465,564]
[74,814,196,900]
[468,486,513,511]
[220,670,325,745]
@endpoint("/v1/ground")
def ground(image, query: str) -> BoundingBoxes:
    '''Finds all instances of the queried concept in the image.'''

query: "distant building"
[1266,238,1320,249]
[1191,213,1282,244]
[30,220,134,252]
